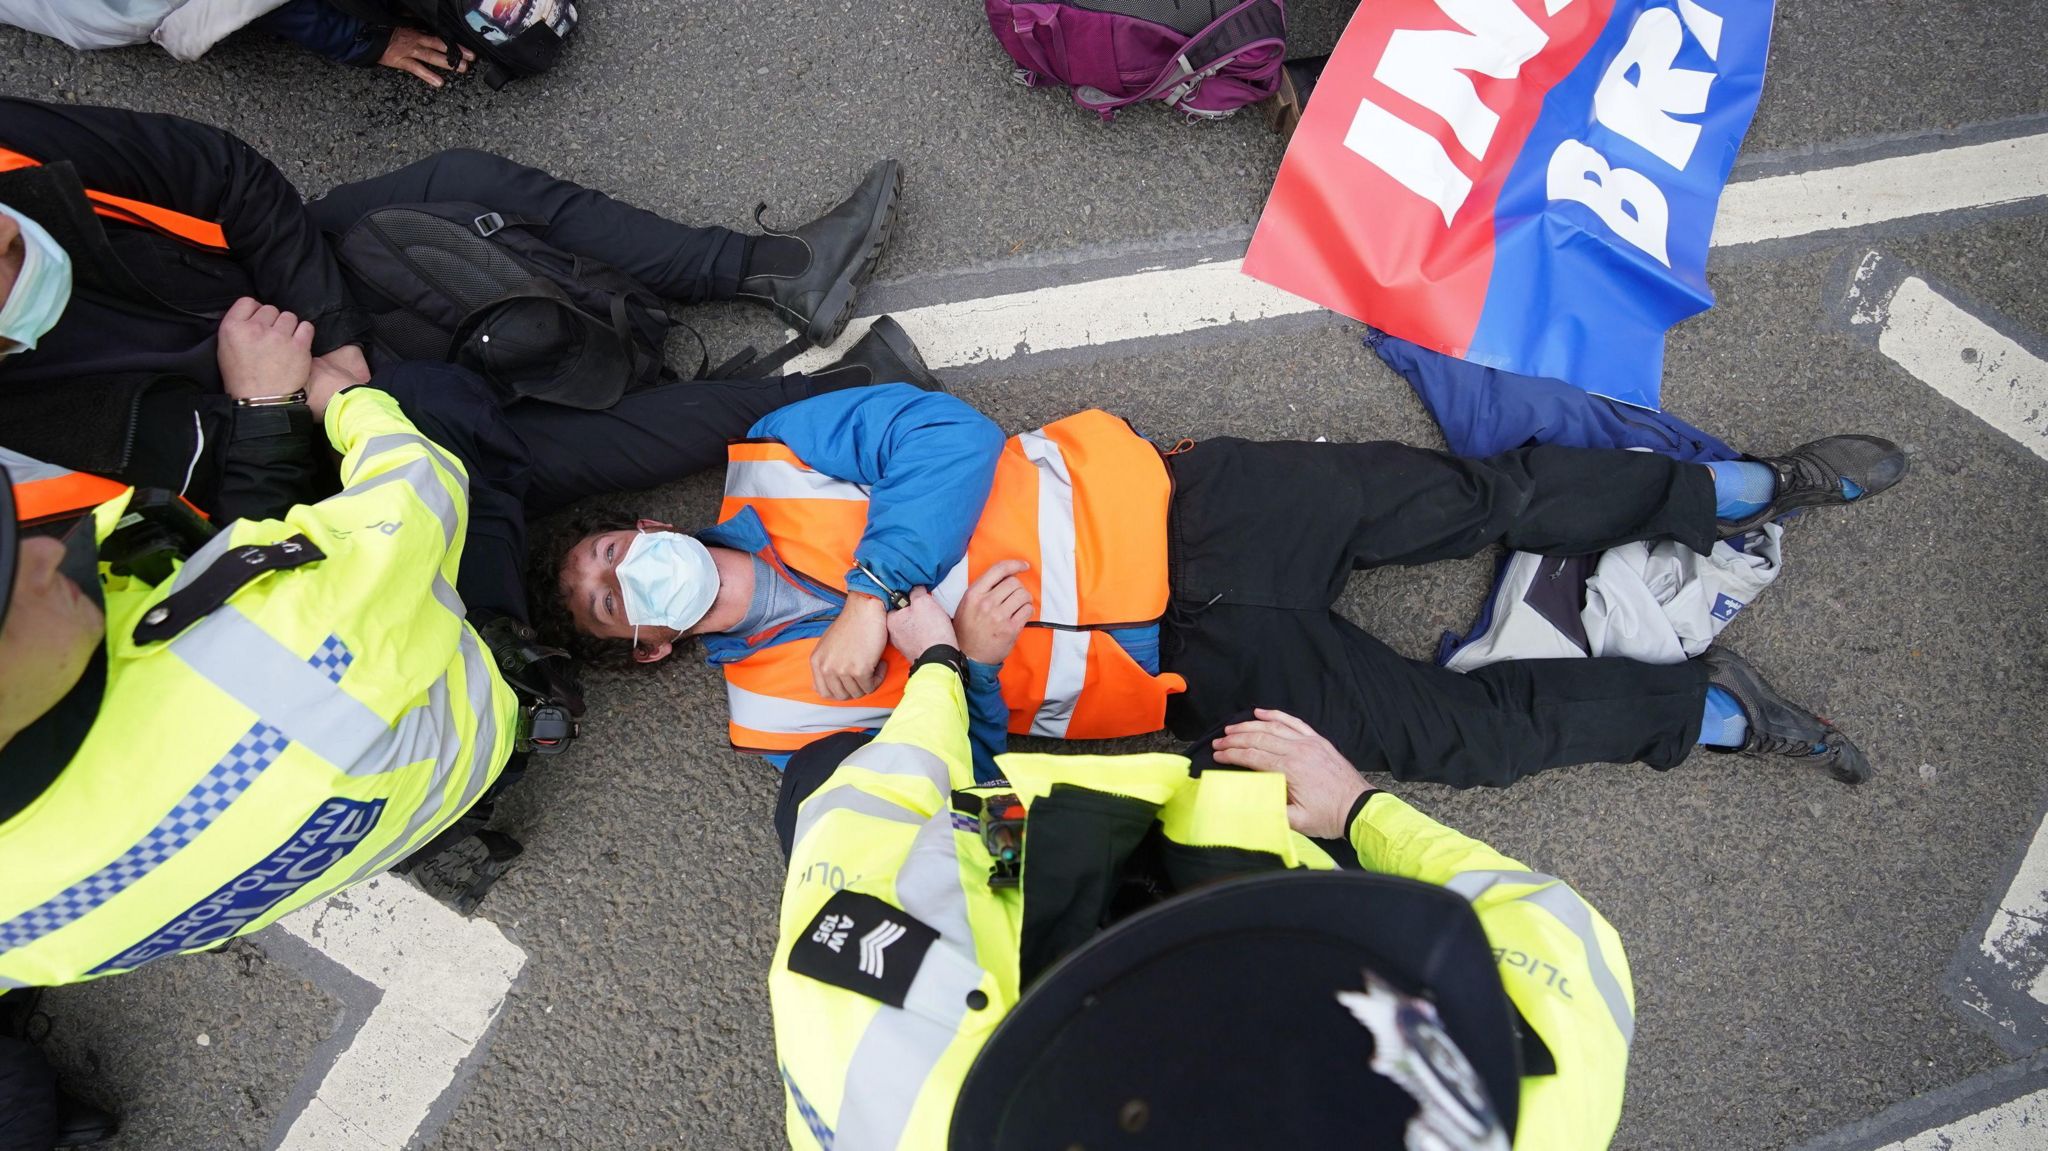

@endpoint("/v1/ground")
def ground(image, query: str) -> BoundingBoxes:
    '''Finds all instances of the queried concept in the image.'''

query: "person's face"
[0,212,24,356]
[0,536,107,746]
[560,527,642,640]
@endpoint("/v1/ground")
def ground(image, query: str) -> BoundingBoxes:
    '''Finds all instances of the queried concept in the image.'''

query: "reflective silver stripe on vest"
[726,458,870,502]
[0,446,72,484]
[353,433,468,501]
[341,458,460,546]
[930,558,970,615]
[727,682,895,741]
[793,788,926,852]
[841,741,952,794]
[0,974,25,991]
[341,626,501,884]
[166,525,249,594]
[831,798,982,1149]
[1016,431,1088,736]
[171,606,442,776]
[1445,869,1635,1045]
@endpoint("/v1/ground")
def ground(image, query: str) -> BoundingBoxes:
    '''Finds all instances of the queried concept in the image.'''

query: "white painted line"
[1716,133,2048,248]
[271,874,526,1151]
[1844,255,2048,461]
[792,132,2048,377]
[1979,811,2048,1012]
[786,257,1316,374]
[1873,1087,2048,1150]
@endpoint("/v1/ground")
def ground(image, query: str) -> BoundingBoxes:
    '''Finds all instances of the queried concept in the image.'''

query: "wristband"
[1342,789,1381,836]
[912,644,968,680]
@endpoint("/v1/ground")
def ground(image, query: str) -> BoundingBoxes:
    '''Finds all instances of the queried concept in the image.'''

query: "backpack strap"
[1074,0,1288,118]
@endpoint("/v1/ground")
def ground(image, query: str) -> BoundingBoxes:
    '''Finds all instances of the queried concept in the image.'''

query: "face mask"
[616,531,718,637]
[0,204,73,356]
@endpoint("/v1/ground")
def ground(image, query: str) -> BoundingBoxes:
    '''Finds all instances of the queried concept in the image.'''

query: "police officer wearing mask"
[768,588,1634,1151]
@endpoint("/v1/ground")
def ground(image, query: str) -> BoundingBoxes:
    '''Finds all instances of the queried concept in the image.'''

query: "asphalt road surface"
[5,2,2048,1149]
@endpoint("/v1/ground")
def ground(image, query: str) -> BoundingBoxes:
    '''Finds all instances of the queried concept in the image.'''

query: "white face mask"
[0,204,73,356]
[615,531,719,639]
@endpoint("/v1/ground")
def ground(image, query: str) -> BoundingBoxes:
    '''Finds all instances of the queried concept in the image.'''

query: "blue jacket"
[695,385,1015,777]
[254,0,390,66]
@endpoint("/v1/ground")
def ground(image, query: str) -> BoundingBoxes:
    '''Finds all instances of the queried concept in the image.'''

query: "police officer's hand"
[218,297,314,404]
[813,592,889,700]
[886,587,958,664]
[1212,708,1377,839]
[955,559,1033,665]
[378,26,474,89]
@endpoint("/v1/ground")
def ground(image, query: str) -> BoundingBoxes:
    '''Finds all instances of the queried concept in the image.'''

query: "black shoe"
[1719,434,1908,535]
[53,1092,118,1147]
[738,159,902,347]
[807,316,944,393]
[1700,648,1871,783]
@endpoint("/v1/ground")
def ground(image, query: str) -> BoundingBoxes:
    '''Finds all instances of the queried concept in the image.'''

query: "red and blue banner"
[1244,0,1772,409]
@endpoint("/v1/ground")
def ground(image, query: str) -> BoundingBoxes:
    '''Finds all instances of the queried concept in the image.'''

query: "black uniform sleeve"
[0,98,370,354]
[215,404,325,523]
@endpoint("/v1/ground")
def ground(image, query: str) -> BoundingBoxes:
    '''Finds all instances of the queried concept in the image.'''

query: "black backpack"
[329,201,698,409]
[329,0,578,89]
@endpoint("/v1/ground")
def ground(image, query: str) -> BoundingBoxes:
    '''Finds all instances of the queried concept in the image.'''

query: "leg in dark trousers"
[1160,437,1716,788]
[306,149,748,302]
[370,362,844,621]
[1164,604,1707,788]
[1166,437,1718,609]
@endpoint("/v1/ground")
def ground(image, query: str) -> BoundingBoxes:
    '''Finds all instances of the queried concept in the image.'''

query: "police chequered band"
[0,722,289,954]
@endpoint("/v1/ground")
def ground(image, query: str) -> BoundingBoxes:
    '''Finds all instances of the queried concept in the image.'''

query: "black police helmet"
[951,870,1522,1150]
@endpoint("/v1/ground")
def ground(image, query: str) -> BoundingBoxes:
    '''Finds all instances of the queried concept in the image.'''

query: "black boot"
[806,316,944,393]
[1700,648,1871,783]
[1719,434,1908,535]
[738,160,902,347]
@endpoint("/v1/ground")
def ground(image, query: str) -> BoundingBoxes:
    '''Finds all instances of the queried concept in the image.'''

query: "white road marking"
[1978,814,2048,1013]
[1873,1088,2048,1150]
[791,131,2048,376]
[1843,253,2048,461]
[1715,133,2048,248]
[271,875,526,1151]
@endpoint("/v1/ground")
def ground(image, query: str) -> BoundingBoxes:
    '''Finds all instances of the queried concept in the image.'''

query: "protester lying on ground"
[765,586,1634,1150]
[0,0,478,88]
[0,96,903,531]
[557,383,1907,787]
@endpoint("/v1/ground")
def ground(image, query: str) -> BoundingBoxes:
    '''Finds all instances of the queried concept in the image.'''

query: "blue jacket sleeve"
[965,660,1009,781]
[749,383,1005,606]
[254,0,389,66]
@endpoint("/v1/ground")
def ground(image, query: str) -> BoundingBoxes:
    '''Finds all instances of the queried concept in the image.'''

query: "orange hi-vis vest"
[718,409,1186,755]
[0,446,131,528]
[0,147,230,251]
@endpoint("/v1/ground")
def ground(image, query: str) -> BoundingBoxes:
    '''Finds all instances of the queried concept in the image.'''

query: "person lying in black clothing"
[0,96,902,534]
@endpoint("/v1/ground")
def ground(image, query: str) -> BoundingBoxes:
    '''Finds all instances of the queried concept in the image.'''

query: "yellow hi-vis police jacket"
[770,662,1635,1151]
[0,388,518,988]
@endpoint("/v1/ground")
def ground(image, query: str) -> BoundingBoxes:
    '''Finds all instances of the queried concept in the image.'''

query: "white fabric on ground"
[0,0,287,58]
[1445,525,1784,672]
[154,0,290,60]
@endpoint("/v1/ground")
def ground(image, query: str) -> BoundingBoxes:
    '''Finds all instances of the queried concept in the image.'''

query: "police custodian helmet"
[952,870,1522,1150]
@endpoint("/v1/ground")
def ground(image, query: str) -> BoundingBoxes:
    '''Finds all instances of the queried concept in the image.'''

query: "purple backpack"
[985,0,1288,121]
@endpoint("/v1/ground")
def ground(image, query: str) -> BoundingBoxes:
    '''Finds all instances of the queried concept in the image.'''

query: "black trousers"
[370,361,834,624]
[0,1036,55,1151]
[305,149,748,302]
[1161,438,1717,789]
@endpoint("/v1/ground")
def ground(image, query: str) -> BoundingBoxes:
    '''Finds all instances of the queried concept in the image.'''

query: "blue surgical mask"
[0,204,72,355]
[616,531,719,636]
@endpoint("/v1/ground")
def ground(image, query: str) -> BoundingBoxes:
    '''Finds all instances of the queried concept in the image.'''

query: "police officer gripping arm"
[768,588,1634,1150]
[0,377,523,991]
